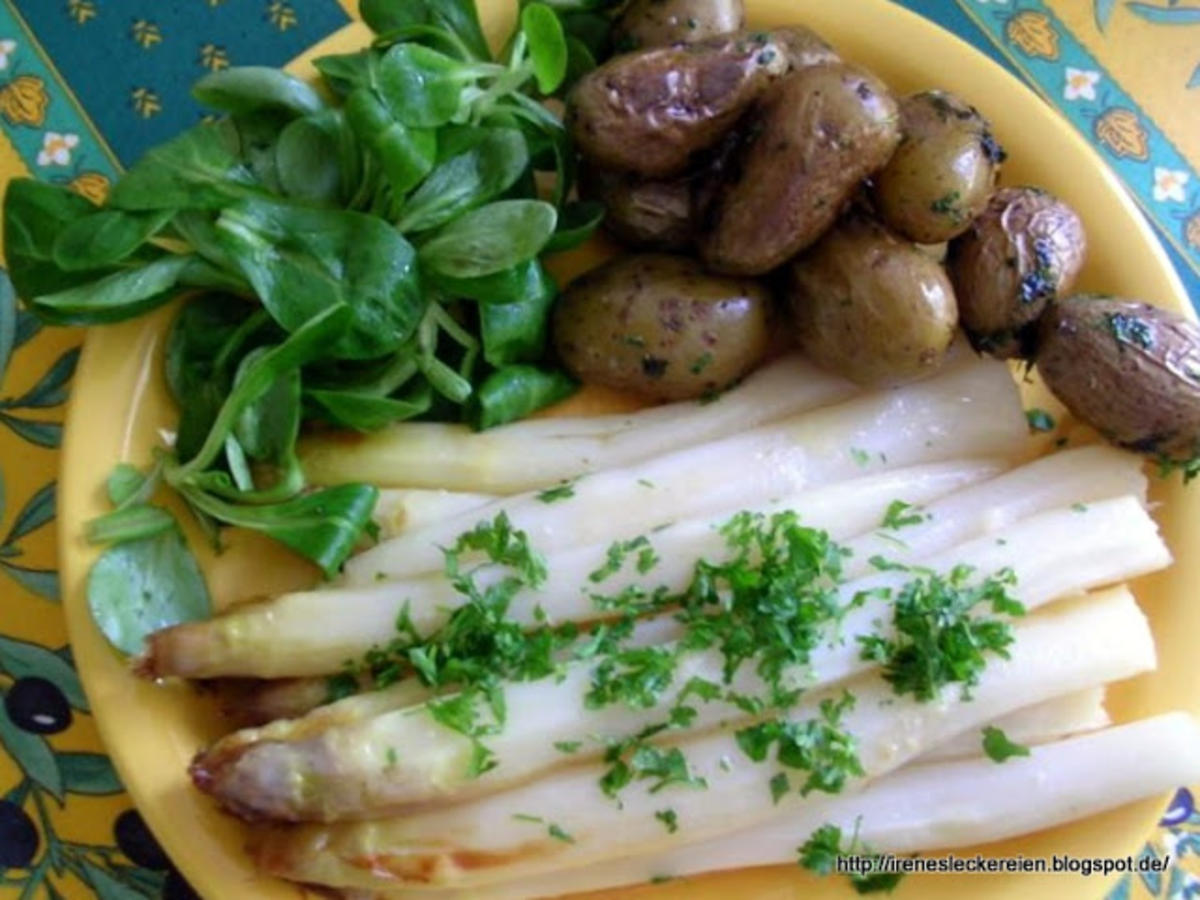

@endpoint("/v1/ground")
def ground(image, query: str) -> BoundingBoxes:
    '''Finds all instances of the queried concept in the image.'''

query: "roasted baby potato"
[787,215,958,385]
[581,130,741,251]
[566,31,795,177]
[613,0,744,49]
[1038,296,1200,461]
[552,254,771,401]
[702,63,902,275]
[770,25,841,70]
[581,165,697,250]
[948,186,1086,358]
[872,90,1004,244]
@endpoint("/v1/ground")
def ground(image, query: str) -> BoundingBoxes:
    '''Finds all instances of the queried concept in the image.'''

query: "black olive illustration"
[5,677,72,734]
[114,809,170,870]
[163,867,202,900]
[0,799,38,868]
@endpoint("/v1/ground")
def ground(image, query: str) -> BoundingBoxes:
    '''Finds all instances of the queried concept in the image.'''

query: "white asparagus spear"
[341,354,1029,583]
[916,686,1108,763]
[142,458,1004,680]
[300,354,859,493]
[374,490,498,539]
[354,711,1199,900]
[191,498,1166,820]
[149,446,1140,682]
[250,587,1156,889]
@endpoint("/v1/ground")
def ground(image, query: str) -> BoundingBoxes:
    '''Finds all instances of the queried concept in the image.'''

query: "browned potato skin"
[770,25,841,70]
[701,63,902,276]
[566,31,797,178]
[948,186,1087,359]
[552,254,771,401]
[580,130,743,251]
[787,216,958,386]
[872,90,1004,244]
[581,163,696,250]
[1038,296,1200,460]
[613,0,745,50]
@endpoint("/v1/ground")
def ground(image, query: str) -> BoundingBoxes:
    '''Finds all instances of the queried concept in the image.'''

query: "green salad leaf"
[87,526,211,656]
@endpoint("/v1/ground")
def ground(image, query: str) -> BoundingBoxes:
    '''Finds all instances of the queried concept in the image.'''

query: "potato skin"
[566,28,832,178]
[580,130,741,251]
[948,186,1086,359]
[613,0,744,50]
[769,25,841,70]
[787,216,958,386]
[872,90,1004,244]
[552,254,771,401]
[1038,296,1200,460]
[702,63,902,276]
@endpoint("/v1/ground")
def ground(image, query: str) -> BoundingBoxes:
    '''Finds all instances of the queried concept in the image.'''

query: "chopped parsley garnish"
[1025,408,1056,433]
[1157,452,1200,484]
[1019,237,1057,305]
[553,740,582,754]
[589,535,659,583]
[385,747,398,768]
[655,808,679,833]
[981,726,1030,763]
[537,479,577,503]
[325,671,358,703]
[857,565,1024,701]
[1071,502,1088,513]
[1108,312,1154,350]
[769,772,790,804]
[735,693,863,796]
[799,822,904,894]
[930,190,961,216]
[344,513,563,778]
[600,736,708,798]
[849,447,872,467]
[880,500,927,530]
[690,352,714,374]
[514,815,574,843]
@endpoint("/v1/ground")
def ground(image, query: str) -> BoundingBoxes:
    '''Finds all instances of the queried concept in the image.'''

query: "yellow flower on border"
[0,75,49,128]
[68,172,111,206]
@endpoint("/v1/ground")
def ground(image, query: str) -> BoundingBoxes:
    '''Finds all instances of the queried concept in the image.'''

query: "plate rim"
[56,3,1195,899]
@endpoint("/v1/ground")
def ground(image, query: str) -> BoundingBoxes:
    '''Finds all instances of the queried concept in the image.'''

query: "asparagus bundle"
[249,589,1157,889]
[340,353,1029,584]
[345,711,1199,900]
[190,496,1166,821]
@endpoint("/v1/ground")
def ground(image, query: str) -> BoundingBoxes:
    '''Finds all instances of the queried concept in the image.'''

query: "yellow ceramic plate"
[58,1,1197,898]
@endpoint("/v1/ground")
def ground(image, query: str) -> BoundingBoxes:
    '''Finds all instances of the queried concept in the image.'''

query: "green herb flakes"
[857,565,1024,702]
[981,726,1030,763]
[537,479,577,503]
[880,500,927,530]
[1025,408,1056,433]
[655,808,679,834]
